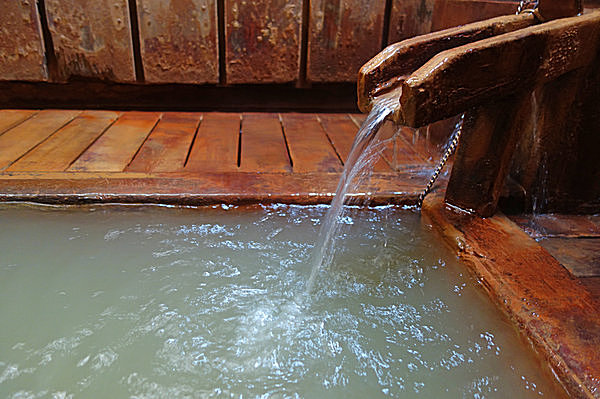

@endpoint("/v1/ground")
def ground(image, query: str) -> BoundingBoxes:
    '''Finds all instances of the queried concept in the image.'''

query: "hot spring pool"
[0,204,565,398]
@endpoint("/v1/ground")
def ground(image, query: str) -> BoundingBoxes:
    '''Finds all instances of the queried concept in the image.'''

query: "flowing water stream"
[307,94,399,292]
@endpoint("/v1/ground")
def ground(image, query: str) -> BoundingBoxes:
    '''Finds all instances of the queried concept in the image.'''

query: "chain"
[517,0,539,15]
[417,114,464,209]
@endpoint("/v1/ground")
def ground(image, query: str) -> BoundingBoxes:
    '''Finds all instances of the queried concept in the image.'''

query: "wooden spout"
[357,14,537,117]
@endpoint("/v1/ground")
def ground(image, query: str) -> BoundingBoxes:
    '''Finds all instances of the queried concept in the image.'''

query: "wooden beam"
[357,13,536,114]
[399,11,600,127]
[136,0,219,83]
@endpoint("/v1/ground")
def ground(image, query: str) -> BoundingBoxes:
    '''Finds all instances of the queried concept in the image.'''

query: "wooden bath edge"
[422,191,600,399]
[0,171,431,207]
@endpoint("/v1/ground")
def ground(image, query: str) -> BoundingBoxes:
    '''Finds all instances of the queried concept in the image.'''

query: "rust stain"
[388,0,434,43]
[137,0,218,83]
[308,0,386,82]
[225,0,302,84]
[45,0,135,82]
[0,0,47,81]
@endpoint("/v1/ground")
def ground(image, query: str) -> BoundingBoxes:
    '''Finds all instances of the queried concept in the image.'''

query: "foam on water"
[0,204,565,398]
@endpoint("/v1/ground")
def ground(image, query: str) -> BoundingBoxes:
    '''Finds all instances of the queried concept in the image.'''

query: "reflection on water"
[0,204,564,398]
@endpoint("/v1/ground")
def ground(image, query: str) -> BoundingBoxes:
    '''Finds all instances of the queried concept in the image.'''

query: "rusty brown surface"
[431,0,520,31]
[0,171,426,206]
[225,0,302,84]
[0,0,47,81]
[444,96,524,217]
[538,0,583,21]
[136,0,218,83]
[399,11,600,127]
[45,0,135,82]
[539,238,600,277]
[422,191,600,399]
[389,0,435,42]
[357,14,536,114]
[510,214,600,238]
[307,0,386,82]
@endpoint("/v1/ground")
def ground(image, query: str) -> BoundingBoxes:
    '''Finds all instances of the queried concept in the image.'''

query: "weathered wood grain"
[136,0,218,83]
[422,191,600,399]
[358,13,535,114]
[0,171,427,206]
[239,113,291,173]
[540,238,600,277]
[7,110,119,172]
[400,11,600,127]
[0,0,47,81]
[225,0,302,84]
[126,112,200,172]
[389,0,435,42]
[280,113,342,173]
[0,110,38,136]
[70,112,160,172]
[45,0,136,82]
[0,110,80,170]
[185,112,240,172]
[431,0,520,31]
[308,0,386,82]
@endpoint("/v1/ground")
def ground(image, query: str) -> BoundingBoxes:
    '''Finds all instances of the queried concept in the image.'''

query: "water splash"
[306,94,399,293]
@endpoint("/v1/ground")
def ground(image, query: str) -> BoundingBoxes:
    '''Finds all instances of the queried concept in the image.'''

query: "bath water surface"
[0,204,565,398]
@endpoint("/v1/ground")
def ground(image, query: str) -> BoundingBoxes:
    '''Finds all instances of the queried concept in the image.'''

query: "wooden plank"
[45,0,136,82]
[136,0,219,83]
[510,214,600,238]
[581,277,600,302]
[0,110,80,170]
[0,1,47,81]
[400,11,600,127]
[540,238,600,277]
[343,114,393,172]
[308,0,386,82]
[225,0,302,83]
[357,13,535,114]
[280,113,342,173]
[389,0,435,43]
[431,0,520,31]
[69,112,161,172]
[7,111,120,172]
[239,113,291,173]
[185,113,240,172]
[127,112,200,173]
[0,171,427,207]
[422,191,600,399]
[0,110,38,136]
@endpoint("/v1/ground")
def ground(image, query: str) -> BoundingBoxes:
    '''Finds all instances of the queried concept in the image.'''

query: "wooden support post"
[444,96,525,217]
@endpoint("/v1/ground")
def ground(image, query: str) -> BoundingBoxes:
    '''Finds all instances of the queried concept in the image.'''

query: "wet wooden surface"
[308,0,386,82]
[136,0,219,83]
[389,0,435,43]
[431,0,520,31]
[0,0,47,81]
[45,0,136,82]
[0,109,438,205]
[225,0,302,84]
[423,191,600,399]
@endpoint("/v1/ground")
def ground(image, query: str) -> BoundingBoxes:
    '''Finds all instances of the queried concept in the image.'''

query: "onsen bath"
[0,204,566,398]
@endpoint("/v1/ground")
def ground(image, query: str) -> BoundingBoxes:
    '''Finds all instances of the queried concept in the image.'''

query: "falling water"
[306,94,399,292]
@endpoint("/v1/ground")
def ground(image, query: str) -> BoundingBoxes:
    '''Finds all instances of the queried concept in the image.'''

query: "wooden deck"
[0,109,440,205]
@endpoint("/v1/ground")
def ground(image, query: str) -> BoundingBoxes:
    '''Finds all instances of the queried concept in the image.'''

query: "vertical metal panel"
[45,0,136,82]
[225,0,302,84]
[136,0,219,83]
[308,0,386,82]
[0,0,47,81]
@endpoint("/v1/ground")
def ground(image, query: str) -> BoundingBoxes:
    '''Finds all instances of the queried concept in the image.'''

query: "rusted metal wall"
[45,0,136,82]
[225,0,302,84]
[0,0,47,81]
[136,0,219,83]
[308,0,386,82]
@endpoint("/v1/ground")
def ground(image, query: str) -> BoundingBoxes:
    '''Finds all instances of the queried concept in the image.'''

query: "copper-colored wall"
[0,0,520,86]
